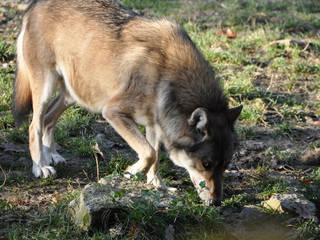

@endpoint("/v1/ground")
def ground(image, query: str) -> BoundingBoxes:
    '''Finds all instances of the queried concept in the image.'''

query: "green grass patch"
[236,125,257,140]
[0,41,15,62]
[0,66,15,113]
[304,167,320,211]
[222,195,247,208]
[100,154,134,176]
[120,0,182,16]
[254,178,289,199]
[8,192,84,240]
[264,146,300,163]
[240,98,267,125]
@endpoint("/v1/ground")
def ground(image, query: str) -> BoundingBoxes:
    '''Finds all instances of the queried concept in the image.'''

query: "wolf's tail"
[12,20,32,127]
[12,65,32,127]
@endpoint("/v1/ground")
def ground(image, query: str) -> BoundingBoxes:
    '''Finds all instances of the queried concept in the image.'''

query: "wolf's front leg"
[102,106,156,177]
[145,126,177,192]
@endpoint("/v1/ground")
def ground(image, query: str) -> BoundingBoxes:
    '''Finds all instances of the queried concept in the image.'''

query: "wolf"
[12,0,242,205]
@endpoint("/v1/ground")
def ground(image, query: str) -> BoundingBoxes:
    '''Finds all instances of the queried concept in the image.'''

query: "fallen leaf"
[226,28,237,39]
[52,197,58,204]
[270,17,282,23]
[300,177,313,184]
[0,13,6,22]
[312,120,320,126]
[128,221,137,238]
[216,29,224,37]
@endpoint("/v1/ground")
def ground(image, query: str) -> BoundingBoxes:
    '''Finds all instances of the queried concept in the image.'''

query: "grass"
[7,192,84,240]
[304,167,320,214]
[0,41,15,62]
[0,0,320,239]
[222,195,247,208]
[119,0,182,16]
[252,164,290,199]
[264,146,300,163]
[255,178,289,199]
[100,154,134,176]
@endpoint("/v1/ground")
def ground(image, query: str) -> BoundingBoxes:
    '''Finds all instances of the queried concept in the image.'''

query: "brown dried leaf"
[0,13,6,22]
[226,28,237,39]
[300,177,313,184]
[270,17,282,23]
[52,197,58,204]
[216,29,224,37]
[312,120,320,126]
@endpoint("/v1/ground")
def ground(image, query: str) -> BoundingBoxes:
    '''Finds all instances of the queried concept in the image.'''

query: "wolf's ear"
[228,105,243,124]
[188,108,208,134]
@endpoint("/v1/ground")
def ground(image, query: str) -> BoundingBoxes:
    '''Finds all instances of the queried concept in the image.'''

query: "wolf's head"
[168,105,242,205]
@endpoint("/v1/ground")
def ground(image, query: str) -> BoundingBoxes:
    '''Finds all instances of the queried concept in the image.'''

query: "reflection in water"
[183,215,294,240]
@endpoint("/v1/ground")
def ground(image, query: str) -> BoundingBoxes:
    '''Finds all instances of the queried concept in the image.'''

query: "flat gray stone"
[262,193,317,220]
[239,205,268,222]
[69,175,180,231]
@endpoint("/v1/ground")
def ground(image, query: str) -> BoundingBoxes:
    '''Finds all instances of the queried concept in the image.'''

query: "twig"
[93,143,103,182]
[302,41,311,52]
[0,164,7,188]
[272,106,284,120]
[94,152,100,182]
[82,169,90,181]
[266,74,274,91]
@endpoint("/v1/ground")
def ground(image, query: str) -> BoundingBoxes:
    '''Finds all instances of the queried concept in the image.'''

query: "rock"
[270,159,278,168]
[0,8,9,13]
[0,143,27,153]
[262,193,317,220]
[227,163,238,170]
[95,133,122,149]
[225,170,241,178]
[16,3,28,11]
[243,140,266,151]
[69,175,179,231]
[267,172,301,188]
[239,205,268,222]
[301,148,320,165]
[165,225,175,240]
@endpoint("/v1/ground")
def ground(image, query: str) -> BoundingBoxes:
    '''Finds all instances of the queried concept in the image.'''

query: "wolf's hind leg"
[42,90,74,165]
[29,70,57,178]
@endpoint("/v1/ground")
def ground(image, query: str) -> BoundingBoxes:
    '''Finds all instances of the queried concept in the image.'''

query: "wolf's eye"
[202,161,211,169]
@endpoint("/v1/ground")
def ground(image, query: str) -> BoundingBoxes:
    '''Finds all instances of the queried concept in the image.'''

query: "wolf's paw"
[147,172,177,192]
[165,186,178,193]
[52,153,66,165]
[32,164,56,178]
[123,164,140,179]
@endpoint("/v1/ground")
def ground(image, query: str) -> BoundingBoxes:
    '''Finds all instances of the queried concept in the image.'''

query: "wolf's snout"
[199,189,222,206]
